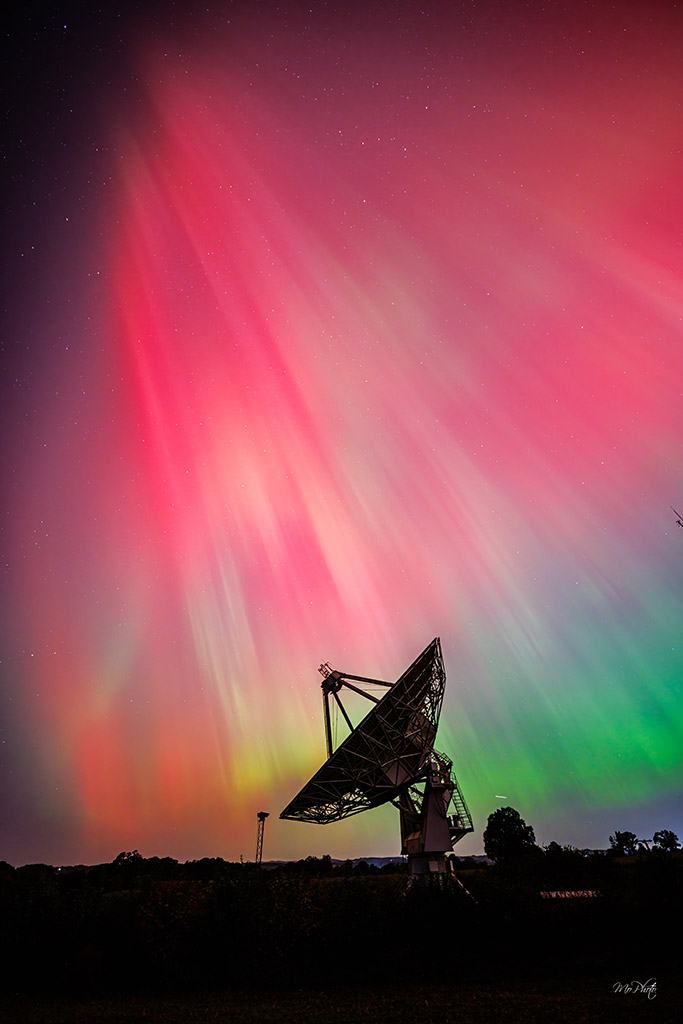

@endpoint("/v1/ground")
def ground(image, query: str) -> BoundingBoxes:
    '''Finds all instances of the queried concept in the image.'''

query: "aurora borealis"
[2,1,682,868]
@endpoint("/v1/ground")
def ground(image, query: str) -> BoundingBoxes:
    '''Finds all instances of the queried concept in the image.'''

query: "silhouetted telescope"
[281,638,473,876]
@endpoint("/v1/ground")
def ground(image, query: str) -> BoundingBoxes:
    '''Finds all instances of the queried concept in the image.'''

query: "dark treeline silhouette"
[1,832,681,997]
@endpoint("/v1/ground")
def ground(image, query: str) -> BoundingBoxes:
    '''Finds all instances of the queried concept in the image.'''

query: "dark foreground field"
[2,977,680,1024]
[1,852,680,1022]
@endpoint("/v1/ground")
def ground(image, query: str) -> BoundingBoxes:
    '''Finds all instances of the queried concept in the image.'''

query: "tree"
[608,830,638,855]
[114,850,143,865]
[652,829,680,853]
[483,806,536,861]
[544,841,563,855]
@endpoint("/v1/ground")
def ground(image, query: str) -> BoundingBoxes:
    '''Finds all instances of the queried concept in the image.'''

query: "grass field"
[3,856,680,1021]
[2,976,679,1024]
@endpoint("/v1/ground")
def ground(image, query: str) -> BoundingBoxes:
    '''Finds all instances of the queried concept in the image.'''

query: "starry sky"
[2,1,682,867]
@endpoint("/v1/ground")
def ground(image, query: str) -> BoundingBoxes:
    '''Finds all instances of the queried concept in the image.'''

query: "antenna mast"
[255,811,269,865]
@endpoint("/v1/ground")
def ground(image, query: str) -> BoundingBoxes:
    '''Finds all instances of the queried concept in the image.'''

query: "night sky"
[2,1,682,868]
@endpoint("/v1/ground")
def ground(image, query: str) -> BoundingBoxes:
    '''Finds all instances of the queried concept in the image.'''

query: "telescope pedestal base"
[407,851,454,876]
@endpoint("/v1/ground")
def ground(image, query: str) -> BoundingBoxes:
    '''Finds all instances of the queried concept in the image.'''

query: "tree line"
[0,808,680,996]
[482,805,680,861]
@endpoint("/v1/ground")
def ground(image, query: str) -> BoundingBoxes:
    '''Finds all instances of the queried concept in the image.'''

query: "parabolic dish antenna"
[281,638,473,875]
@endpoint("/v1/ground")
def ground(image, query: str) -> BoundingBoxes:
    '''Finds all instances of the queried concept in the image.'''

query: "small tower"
[255,811,270,865]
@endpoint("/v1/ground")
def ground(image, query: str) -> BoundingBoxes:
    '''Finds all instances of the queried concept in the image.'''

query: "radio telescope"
[280,638,473,876]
